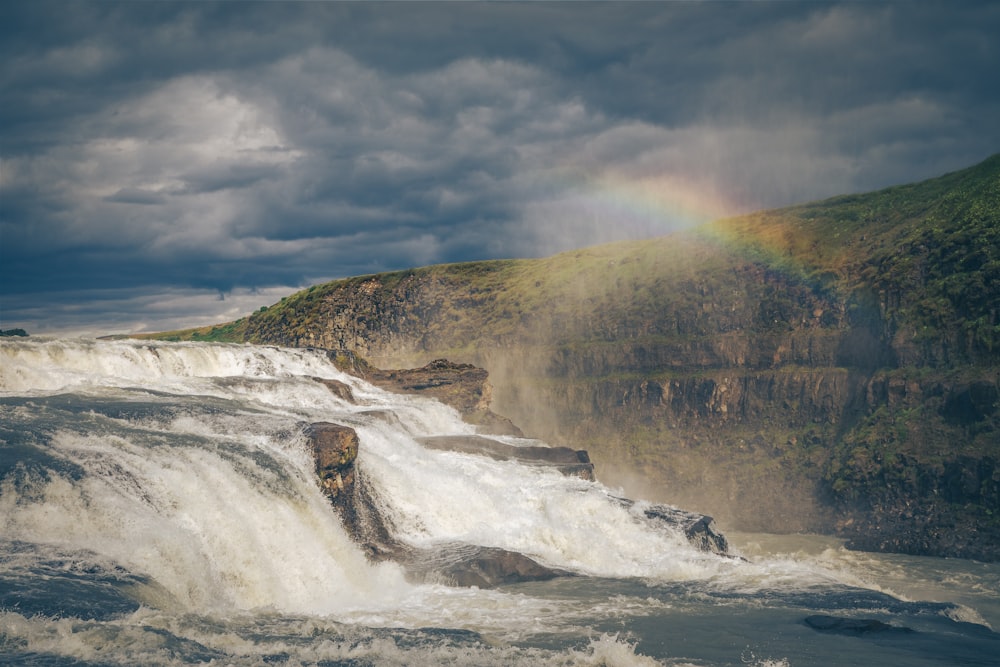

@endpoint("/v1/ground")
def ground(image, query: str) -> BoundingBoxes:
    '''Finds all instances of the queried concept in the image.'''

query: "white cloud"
[9,74,303,256]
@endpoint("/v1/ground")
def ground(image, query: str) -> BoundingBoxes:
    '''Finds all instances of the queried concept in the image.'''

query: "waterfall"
[2,338,997,667]
[1,339,418,615]
[0,339,725,613]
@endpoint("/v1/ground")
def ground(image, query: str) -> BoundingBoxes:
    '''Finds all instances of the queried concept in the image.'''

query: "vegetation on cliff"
[146,154,1000,560]
[134,319,248,343]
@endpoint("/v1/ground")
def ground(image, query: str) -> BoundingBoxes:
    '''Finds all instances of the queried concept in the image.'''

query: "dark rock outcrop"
[402,543,570,588]
[606,496,731,558]
[832,454,1000,562]
[804,615,914,636]
[642,504,731,557]
[312,377,356,403]
[418,435,595,481]
[305,422,359,504]
[330,353,523,436]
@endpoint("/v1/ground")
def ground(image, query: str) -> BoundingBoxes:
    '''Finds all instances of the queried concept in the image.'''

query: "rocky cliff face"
[212,155,1000,560]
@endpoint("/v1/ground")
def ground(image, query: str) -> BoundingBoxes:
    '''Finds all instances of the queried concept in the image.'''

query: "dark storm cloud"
[2,1,998,335]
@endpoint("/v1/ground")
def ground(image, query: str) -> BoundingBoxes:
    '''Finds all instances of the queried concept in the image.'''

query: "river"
[1,338,996,666]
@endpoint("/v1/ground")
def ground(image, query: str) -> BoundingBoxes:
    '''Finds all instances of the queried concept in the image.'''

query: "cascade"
[1,338,997,667]
[0,339,731,612]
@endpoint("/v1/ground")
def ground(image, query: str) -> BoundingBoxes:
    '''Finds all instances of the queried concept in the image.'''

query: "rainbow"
[531,167,750,246]
[588,171,742,229]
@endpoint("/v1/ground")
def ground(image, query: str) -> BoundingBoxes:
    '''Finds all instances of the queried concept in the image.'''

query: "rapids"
[1,338,997,666]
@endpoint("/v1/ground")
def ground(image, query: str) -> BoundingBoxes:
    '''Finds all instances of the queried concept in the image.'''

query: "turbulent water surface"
[1,339,997,666]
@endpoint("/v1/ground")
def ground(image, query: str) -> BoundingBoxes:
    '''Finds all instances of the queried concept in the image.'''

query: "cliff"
[149,154,1000,560]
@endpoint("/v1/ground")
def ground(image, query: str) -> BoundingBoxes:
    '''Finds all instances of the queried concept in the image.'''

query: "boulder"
[804,615,914,636]
[305,422,358,502]
[642,504,732,557]
[312,377,356,403]
[403,543,569,588]
[610,496,733,558]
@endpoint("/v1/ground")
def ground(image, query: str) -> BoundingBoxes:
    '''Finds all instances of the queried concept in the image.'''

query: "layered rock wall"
[252,261,999,560]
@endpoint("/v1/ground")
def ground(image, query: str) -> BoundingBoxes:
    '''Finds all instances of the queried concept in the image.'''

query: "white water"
[2,338,997,666]
[1,344,407,615]
[1,338,728,596]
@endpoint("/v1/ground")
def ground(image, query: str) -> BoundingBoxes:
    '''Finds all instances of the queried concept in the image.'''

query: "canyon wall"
[163,155,1000,560]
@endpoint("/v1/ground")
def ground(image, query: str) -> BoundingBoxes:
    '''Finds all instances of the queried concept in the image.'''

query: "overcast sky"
[2,1,998,336]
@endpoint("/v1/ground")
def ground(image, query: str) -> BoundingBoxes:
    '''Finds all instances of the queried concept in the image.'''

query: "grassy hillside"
[190,153,999,363]
[134,319,248,343]
[145,154,1000,559]
[709,154,1000,362]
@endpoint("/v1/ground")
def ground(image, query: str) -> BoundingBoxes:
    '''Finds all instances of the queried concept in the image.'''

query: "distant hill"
[145,154,1000,560]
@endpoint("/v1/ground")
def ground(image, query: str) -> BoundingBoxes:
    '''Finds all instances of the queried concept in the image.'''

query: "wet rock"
[325,349,377,378]
[403,543,569,588]
[0,328,28,337]
[331,472,568,588]
[312,377,356,403]
[643,505,732,557]
[332,470,399,560]
[364,358,523,436]
[804,614,915,636]
[305,422,358,501]
[418,435,595,481]
[610,496,733,558]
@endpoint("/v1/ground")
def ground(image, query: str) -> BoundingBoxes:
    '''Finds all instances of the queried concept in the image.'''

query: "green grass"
[133,318,248,343]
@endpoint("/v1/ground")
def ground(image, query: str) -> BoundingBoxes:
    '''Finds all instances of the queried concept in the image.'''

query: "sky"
[2,1,999,337]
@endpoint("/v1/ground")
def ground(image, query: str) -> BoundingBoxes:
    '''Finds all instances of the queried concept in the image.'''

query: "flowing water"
[1,338,997,666]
